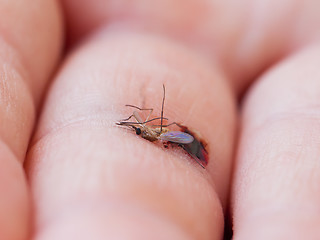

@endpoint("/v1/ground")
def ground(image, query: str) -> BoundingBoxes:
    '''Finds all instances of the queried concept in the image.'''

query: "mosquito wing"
[160,131,194,144]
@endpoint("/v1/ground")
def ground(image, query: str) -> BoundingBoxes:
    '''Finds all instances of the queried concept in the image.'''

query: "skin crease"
[0,0,319,240]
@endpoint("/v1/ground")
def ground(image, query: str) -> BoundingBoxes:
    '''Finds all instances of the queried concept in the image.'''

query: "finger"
[233,44,320,239]
[26,30,236,239]
[0,0,63,104]
[61,0,320,93]
[0,0,62,239]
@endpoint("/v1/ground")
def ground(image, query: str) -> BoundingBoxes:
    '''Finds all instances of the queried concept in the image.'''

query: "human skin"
[1,0,320,239]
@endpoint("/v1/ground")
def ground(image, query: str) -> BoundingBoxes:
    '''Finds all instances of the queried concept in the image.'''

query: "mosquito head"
[135,127,142,135]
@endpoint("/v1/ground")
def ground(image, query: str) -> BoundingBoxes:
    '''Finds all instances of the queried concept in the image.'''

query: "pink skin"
[0,0,62,239]
[0,0,320,239]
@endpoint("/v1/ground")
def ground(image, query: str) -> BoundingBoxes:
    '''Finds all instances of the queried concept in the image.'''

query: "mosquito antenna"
[160,84,165,133]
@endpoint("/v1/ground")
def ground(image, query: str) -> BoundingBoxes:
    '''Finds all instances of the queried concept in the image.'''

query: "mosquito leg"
[125,105,153,113]
[125,104,146,111]
[145,108,153,122]
[119,114,135,122]
[118,111,144,129]
[149,122,183,128]
[121,117,168,126]
[125,105,153,123]
[133,111,144,124]
[163,122,182,128]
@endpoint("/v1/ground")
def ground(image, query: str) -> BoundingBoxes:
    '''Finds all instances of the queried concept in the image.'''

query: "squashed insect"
[117,85,208,168]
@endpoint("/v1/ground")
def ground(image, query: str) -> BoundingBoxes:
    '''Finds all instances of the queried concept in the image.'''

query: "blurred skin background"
[1,0,320,239]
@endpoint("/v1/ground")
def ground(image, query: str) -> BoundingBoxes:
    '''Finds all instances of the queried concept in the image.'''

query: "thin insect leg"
[125,104,153,122]
[143,117,168,123]
[132,111,144,124]
[119,114,136,122]
[149,122,182,128]
[145,108,153,122]
[117,124,136,131]
[118,110,144,125]
[125,104,152,111]
[118,111,144,129]
[118,117,168,125]
[163,122,182,128]
[116,121,137,126]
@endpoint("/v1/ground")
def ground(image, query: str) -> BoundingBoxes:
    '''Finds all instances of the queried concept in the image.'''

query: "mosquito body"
[117,105,194,144]
[117,85,207,168]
